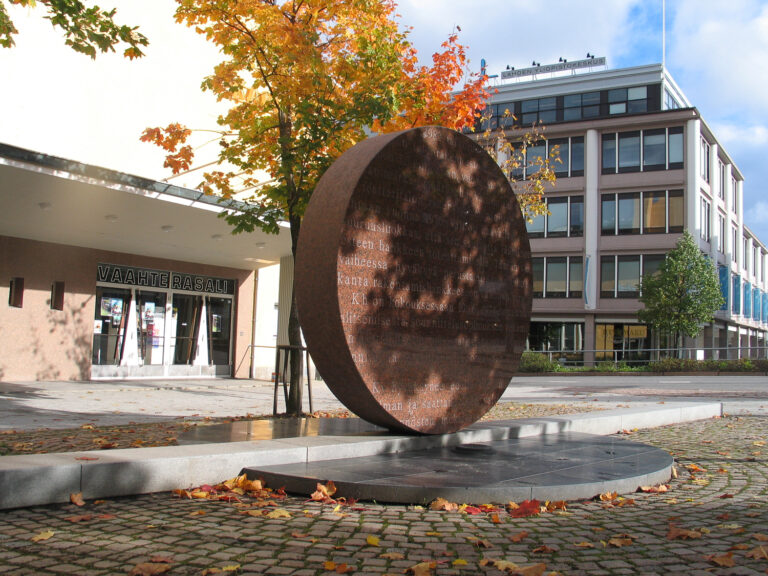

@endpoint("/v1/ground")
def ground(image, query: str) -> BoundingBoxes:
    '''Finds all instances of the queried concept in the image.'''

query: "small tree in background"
[638,231,725,357]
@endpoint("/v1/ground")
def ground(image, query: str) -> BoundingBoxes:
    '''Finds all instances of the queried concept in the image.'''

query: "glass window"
[643,254,665,278]
[618,132,641,172]
[602,133,616,173]
[93,287,130,366]
[732,274,741,314]
[700,138,710,182]
[601,194,616,235]
[643,191,666,234]
[643,129,666,170]
[700,198,711,241]
[550,138,569,176]
[546,257,567,297]
[521,99,538,113]
[570,197,584,237]
[601,256,615,298]
[547,198,568,237]
[617,256,641,297]
[668,189,683,233]
[136,290,167,366]
[571,137,584,176]
[718,214,726,253]
[733,227,739,263]
[526,214,544,238]
[608,88,627,103]
[745,282,752,317]
[668,127,683,169]
[526,142,546,178]
[610,102,627,115]
[718,162,726,199]
[618,192,641,234]
[564,94,581,108]
[732,177,738,212]
[582,91,600,106]
[569,257,583,297]
[532,258,544,298]
[628,86,647,100]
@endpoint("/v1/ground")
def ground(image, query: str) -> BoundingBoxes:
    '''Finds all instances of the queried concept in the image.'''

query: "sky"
[2,0,768,239]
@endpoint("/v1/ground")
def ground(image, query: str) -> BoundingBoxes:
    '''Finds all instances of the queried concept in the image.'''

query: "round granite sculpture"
[295,126,531,434]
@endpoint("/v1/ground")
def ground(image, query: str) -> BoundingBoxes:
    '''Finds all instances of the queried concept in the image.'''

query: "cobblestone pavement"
[0,402,601,456]
[2,415,768,575]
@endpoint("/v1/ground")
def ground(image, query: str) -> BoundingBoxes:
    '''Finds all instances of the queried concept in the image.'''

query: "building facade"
[0,144,291,381]
[478,63,766,363]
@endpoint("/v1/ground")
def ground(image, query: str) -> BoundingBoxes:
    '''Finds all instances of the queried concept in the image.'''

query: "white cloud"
[711,123,768,147]
[745,200,768,226]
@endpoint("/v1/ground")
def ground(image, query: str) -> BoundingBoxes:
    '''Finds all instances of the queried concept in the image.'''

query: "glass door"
[136,290,167,365]
[207,297,233,366]
[172,294,202,365]
[92,287,130,365]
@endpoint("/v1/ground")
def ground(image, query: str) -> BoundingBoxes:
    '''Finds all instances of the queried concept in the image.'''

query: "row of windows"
[527,196,584,238]
[514,136,584,179]
[8,277,64,310]
[601,190,683,235]
[602,127,683,174]
[727,272,768,323]
[532,256,583,298]
[477,83,661,129]
[600,254,664,299]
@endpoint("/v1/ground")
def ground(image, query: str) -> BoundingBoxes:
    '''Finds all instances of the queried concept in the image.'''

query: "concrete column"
[584,128,599,311]
[685,119,700,233]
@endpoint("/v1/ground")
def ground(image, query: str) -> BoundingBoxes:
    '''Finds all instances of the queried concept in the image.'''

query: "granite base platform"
[0,402,721,509]
[242,432,673,503]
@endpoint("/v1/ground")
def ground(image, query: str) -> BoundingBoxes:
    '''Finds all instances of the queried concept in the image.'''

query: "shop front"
[91,263,236,379]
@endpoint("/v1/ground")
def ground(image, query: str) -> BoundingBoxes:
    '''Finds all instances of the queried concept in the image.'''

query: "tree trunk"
[285,213,303,416]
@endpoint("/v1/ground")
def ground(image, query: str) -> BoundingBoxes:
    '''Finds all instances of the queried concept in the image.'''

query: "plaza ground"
[1,376,768,574]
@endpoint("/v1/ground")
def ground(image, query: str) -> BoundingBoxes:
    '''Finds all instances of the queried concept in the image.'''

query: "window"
[525,141,547,179]
[604,127,683,174]
[526,196,584,239]
[569,257,583,298]
[668,127,683,170]
[718,161,726,200]
[533,256,584,298]
[668,190,684,233]
[602,134,616,174]
[643,254,665,278]
[601,194,616,234]
[600,256,615,298]
[545,257,567,297]
[700,138,710,182]
[570,197,584,236]
[8,277,23,308]
[718,214,726,254]
[603,190,683,235]
[571,137,584,176]
[601,255,657,298]
[643,129,666,171]
[754,246,759,278]
[550,138,569,176]
[617,256,641,297]
[50,281,65,311]
[732,274,741,314]
[526,213,544,238]
[521,97,556,125]
[744,237,749,272]
[608,86,647,115]
[732,177,738,213]
[733,226,739,263]
[700,198,711,242]
[643,191,666,234]
[618,131,641,172]
[546,198,568,237]
[532,258,544,297]
[664,89,680,110]
[745,282,752,317]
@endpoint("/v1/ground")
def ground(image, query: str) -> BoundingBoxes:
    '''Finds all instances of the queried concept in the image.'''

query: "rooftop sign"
[500,56,606,80]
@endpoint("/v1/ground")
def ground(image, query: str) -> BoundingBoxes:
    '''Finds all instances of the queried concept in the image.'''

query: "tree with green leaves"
[638,231,725,356]
[0,0,147,58]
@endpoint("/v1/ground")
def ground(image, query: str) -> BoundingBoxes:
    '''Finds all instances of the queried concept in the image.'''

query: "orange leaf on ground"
[149,556,172,564]
[574,541,595,548]
[719,493,734,499]
[366,535,380,547]
[430,497,459,512]
[510,499,541,518]
[509,531,529,543]
[731,543,750,550]
[533,545,557,554]
[598,491,618,501]
[466,536,493,548]
[380,552,405,560]
[64,514,93,523]
[667,524,702,540]
[31,530,54,542]
[705,552,735,567]
[130,563,172,576]
[490,513,502,524]
[638,484,669,493]
[754,533,768,542]
[405,561,437,575]
[70,492,86,507]
[608,536,633,547]
[746,545,768,560]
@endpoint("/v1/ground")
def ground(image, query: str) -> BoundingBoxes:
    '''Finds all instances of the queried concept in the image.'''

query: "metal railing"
[524,346,768,368]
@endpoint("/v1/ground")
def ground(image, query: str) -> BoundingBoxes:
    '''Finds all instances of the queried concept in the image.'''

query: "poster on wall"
[100,297,123,318]
[93,320,103,334]
[212,314,222,334]
[142,302,155,329]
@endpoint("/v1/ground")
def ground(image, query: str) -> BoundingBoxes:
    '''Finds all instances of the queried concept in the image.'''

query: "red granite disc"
[296,126,531,434]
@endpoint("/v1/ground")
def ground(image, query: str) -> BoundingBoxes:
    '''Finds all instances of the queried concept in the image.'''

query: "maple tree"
[0,0,148,58]
[141,0,493,414]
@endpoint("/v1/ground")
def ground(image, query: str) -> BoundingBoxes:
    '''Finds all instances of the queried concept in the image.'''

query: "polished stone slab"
[244,432,673,504]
